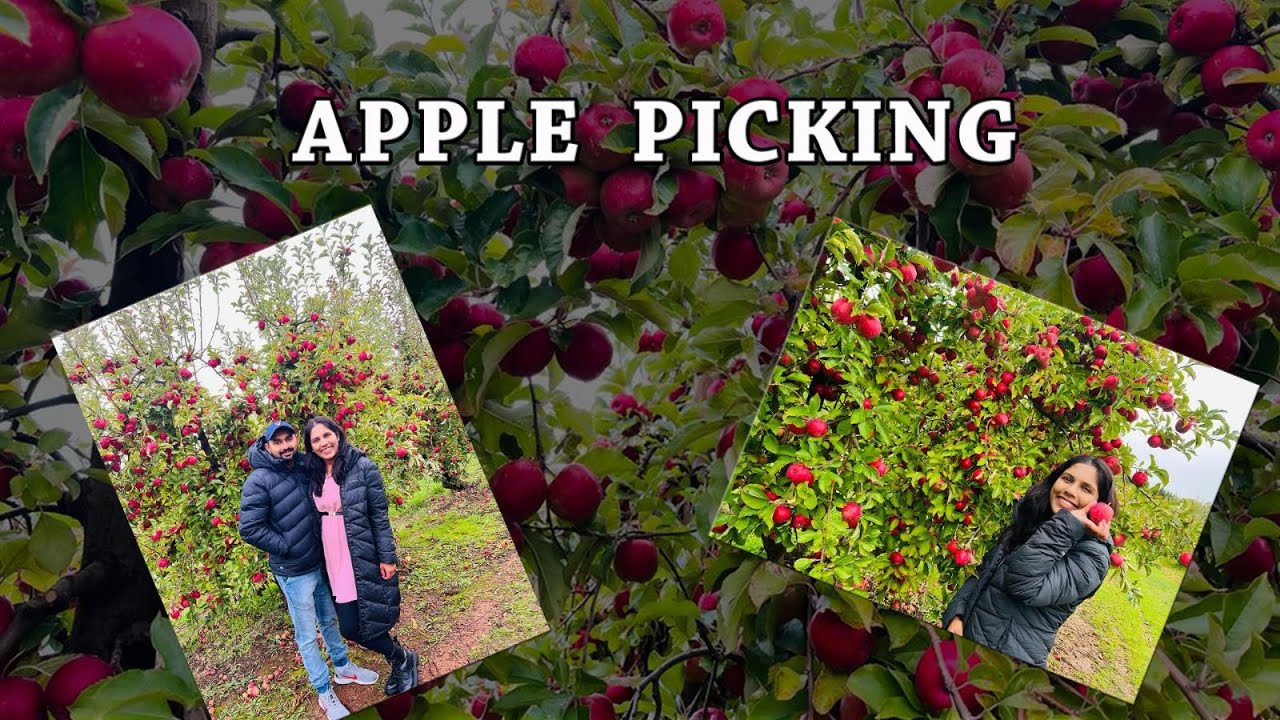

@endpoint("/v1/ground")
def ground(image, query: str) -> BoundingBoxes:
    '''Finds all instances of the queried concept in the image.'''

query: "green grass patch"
[1068,559,1182,696]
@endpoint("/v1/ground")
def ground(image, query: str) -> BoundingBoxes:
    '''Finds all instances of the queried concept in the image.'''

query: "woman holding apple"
[941,455,1117,669]
[303,416,420,697]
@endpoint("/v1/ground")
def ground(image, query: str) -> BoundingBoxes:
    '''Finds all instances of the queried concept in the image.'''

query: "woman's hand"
[379,562,396,580]
[1068,507,1111,542]
[946,617,963,635]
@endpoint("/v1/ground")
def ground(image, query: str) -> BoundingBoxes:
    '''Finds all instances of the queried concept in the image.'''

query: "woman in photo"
[303,416,420,695]
[941,455,1117,669]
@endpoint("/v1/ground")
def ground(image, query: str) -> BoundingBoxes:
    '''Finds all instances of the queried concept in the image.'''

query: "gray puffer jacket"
[941,509,1113,668]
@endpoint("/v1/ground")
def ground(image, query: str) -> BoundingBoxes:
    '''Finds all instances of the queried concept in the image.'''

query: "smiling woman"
[303,416,421,702]
[941,455,1118,669]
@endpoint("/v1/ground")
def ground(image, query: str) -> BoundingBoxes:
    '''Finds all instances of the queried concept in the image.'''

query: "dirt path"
[196,483,547,720]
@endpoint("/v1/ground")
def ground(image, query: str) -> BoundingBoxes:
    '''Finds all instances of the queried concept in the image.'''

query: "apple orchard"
[4,0,1280,718]
[54,222,474,623]
[714,227,1233,619]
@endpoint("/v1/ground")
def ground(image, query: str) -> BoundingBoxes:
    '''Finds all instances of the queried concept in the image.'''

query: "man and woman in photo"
[239,419,420,720]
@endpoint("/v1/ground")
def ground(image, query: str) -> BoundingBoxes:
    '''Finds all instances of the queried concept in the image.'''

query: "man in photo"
[238,420,380,720]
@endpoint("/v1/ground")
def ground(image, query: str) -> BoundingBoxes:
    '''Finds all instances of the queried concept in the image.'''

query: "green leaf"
[70,669,201,720]
[1211,154,1266,213]
[1124,278,1172,335]
[116,201,225,259]
[202,101,275,142]
[0,0,30,44]
[1035,104,1126,135]
[847,664,909,713]
[81,102,161,179]
[29,513,77,575]
[1178,245,1280,290]
[769,663,806,701]
[1115,34,1159,67]
[994,213,1043,275]
[1028,25,1098,48]
[43,131,106,257]
[463,21,498,79]
[189,146,293,212]
[424,34,468,54]
[580,0,625,52]
[1093,168,1177,210]
[538,201,581,278]
[26,83,81,181]
[1135,211,1179,286]
[312,186,370,225]
[37,430,70,453]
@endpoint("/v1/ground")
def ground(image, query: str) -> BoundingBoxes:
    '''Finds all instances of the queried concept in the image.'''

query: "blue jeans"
[275,568,350,694]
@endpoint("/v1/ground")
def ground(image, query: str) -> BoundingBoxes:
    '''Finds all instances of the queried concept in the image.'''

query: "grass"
[1054,558,1183,698]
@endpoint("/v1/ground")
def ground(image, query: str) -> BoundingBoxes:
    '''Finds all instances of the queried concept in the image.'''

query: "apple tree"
[54,219,473,629]
[713,225,1235,619]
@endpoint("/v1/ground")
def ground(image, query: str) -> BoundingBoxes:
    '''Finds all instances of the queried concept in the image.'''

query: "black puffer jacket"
[238,442,323,577]
[941,509,1113,668]
[324,445,400,640]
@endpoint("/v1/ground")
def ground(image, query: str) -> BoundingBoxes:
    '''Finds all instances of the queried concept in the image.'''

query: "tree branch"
[923,624,978,720]
[1,393,78,422]
[0,561,110,669]
[1157,647,1213,720]
[624,647,715,720]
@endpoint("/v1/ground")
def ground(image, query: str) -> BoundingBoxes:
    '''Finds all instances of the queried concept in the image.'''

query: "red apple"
[1155,312,1240,369]
[47,655,116,720]
[555,166,600,207]
[499,320,554,377]
[1179,551,1192,567]
[841,501,862,528]
[1246,111,1280,170]
[81,5,201,118]
[808,609,875,672]
[865,165,909,214]
[574,103,635,173]
[0,0,80,97]
[721,134,789,203]
[1217,685,1256,720]
[661,169,719,228]
[666,0,726,57]
[548,464,603,525]
[914,639,985,715]
[599,168,657,244]
[1168,0,1237,56]
[969,149,1032,210]
[1114,78,1174,133]
[1071,255,1126,313]
[512,35,568,91]
[0,677,45,720]
[489,457,547,522]
[931,32,982,61]
[1222,536,1275,583]
[1158,112,1211,145]
[1201,45,1270,108]
[279,79,333,134]
[940,49,1005,100]
[614,538,659,582]
[148,157,215,211]
[711,227,764,281]
[1071,75,1118,110]
[1061,0,1123,28]
[555,322,613,381]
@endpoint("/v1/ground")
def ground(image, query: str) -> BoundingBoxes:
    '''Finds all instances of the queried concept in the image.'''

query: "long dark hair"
[995,455,1117,554]
[303,416,359,497]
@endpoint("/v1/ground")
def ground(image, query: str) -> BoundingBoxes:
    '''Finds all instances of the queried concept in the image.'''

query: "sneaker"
[318,688,350,719]
[334,662,379,686]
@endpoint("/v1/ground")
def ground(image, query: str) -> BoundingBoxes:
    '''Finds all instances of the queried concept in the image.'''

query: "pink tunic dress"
[315,474,358,604]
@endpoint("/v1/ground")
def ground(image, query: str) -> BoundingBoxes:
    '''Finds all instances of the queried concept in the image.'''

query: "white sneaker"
[334,662,379,685]
[318,688,350,719]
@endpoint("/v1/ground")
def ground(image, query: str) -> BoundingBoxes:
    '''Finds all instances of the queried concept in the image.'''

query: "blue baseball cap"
[262,420,296,442]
